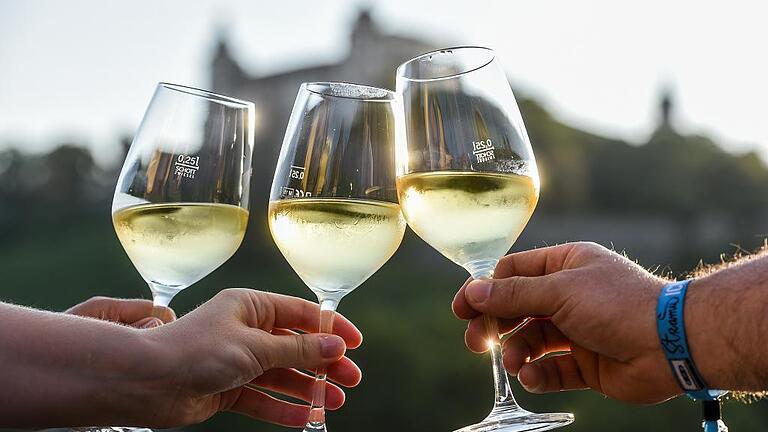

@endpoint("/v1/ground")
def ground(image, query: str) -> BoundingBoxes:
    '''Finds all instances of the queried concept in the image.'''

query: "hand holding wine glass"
[93,83,253,432]
[451,242,680,404]
[138,288,363,428]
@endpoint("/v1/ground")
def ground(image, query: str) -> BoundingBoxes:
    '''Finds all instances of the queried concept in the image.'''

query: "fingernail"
[320,336,345,358]
[157,306,176,321]
[141,318,163,329]
[518,364,539,391]
[466,280,492,304]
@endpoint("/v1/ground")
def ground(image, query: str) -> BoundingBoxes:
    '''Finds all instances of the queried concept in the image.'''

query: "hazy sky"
[1,0,767,162]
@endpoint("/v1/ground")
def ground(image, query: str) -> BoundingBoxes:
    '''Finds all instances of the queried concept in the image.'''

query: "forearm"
[686,253,768,391]
[0,302,159,428]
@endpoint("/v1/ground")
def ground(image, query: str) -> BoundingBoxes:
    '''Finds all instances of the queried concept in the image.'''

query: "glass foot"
[302,421,327,432]
[454,403,574,432]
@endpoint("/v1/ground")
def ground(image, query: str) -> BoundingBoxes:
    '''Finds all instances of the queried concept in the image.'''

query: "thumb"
[464,276,562,319]
[258,333,346,371]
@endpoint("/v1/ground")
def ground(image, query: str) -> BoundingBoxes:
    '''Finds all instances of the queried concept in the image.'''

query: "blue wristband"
[656,280,721,401]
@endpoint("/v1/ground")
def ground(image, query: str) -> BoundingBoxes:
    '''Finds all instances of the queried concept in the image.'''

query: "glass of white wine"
[113,83,253,312]
[395,47,574,432]
[268,82,406,432]
[100,84,253,431]
[104,83,252,432]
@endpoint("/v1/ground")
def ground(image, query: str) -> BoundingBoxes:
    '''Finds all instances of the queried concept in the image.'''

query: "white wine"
[397,171,538,270]
[113,202,249,290]
[268,198,405,297]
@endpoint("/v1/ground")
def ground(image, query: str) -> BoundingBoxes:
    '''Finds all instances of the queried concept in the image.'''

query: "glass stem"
[305,297,338,432]
[478,284,518,408]
[467,261,525,413]
[484,313,520,407]
[148,282,177,318]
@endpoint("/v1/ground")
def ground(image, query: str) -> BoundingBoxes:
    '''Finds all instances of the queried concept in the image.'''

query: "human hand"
[125,288,362,428]
[66,296,176,329]
[452,242,680,404]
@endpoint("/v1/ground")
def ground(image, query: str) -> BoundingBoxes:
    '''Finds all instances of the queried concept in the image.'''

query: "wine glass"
[268,82,406,432]
[395,47,574,432]
[98,83,253,431]
[113,82,253,310]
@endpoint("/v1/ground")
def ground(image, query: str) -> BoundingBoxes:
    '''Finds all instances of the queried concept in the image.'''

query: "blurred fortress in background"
[209,10,434,215]
[211,10,432,109]
[206,9,768,268]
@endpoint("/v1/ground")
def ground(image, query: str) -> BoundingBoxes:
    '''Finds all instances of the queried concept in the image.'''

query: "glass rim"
[158,82,254,109]
[396,46,497,83]
[302,81,396,102]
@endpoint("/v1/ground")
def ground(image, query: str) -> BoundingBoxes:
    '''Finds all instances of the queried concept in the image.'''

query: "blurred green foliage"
[1,98,768,431]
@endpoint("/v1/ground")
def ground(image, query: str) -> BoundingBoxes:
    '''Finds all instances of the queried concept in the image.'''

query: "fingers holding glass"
[269,328,363,387]
[249,368,349,410]
[453,275,564,323]
[66,297,176,324]
[246,291,363,348]
[463,317,527,353]
[499,320,571,373]
[517,354,589,394]
[229,388,316,427]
